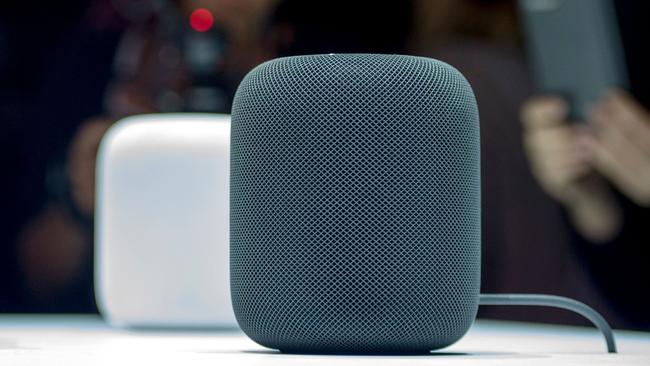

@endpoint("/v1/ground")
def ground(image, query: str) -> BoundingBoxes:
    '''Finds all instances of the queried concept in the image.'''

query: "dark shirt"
[573,0,650,331]
[572,191,650,330]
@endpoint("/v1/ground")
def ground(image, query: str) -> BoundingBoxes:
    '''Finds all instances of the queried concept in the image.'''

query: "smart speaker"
[230,54,618,354]
[230,54,481,353]
[96,113,237,328]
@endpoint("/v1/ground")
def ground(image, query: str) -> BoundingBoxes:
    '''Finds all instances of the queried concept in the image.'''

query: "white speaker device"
[95,113,237,328]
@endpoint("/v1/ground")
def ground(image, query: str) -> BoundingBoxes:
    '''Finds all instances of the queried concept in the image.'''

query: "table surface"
[1,315,649,365]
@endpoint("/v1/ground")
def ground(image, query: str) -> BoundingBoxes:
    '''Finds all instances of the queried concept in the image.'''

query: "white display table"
[1,315,648,365]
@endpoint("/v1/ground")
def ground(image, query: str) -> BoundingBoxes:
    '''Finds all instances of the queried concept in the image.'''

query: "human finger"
[589,134,650,206]
[521,96,569,131]
[591,90,650,155]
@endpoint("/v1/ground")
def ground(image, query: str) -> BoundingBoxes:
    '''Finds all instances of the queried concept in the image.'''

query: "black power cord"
[479,293,617,353]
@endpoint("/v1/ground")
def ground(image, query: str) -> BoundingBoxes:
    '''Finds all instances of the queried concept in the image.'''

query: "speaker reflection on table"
[230,54,480,353]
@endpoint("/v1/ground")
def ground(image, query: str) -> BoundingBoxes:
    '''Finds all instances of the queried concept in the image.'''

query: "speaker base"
[278,349,434,356]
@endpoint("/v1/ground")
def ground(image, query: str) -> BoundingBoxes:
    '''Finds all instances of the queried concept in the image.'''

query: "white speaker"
[95,113,236,328]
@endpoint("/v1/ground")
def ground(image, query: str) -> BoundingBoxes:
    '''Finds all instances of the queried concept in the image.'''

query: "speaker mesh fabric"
[230,54,480,353]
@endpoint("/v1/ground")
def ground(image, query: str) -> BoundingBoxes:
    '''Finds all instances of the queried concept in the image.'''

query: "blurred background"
[0,0,648,330]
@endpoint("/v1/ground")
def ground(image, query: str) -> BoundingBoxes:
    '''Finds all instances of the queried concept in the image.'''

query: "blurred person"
[520,2,650,330]
[12,0,277,312]
[12,0,410,313]
[262,0,628,328]
[14,0,414,312]
[8,0,615,326]
[407,0,625,327]
[7,0,646,330]
[521,91,650,329]
[522,92,650,241]
[66,0,278,216]
[0,0,113,312]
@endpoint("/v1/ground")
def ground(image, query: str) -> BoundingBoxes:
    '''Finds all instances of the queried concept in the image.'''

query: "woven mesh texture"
[230,54,480,353]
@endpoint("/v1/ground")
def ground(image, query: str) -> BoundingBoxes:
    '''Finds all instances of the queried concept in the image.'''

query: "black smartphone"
[519,0,629,120]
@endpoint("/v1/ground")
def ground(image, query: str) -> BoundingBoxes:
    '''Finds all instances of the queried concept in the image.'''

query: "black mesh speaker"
[230,54,481,353]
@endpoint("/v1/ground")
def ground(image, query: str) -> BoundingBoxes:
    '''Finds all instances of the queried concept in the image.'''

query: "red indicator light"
[190,8,214,32]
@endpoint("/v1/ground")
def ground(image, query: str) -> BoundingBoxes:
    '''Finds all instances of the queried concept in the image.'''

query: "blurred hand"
[67,118,113,216]
[522,96,597,202]
[521,96,622,243]
[588,90,650,207]
[18,117,112,301]
[18,203,88,298]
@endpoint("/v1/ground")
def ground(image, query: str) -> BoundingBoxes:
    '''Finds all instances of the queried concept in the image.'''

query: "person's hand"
[17,117,112,300]
[521,96,622,243]
[588,90,650,207]
[18,203,88,298]
[521,96,599,203]
[67,117,113,216]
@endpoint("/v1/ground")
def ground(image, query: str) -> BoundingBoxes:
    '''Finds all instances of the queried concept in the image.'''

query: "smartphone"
[519,0,628,120]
